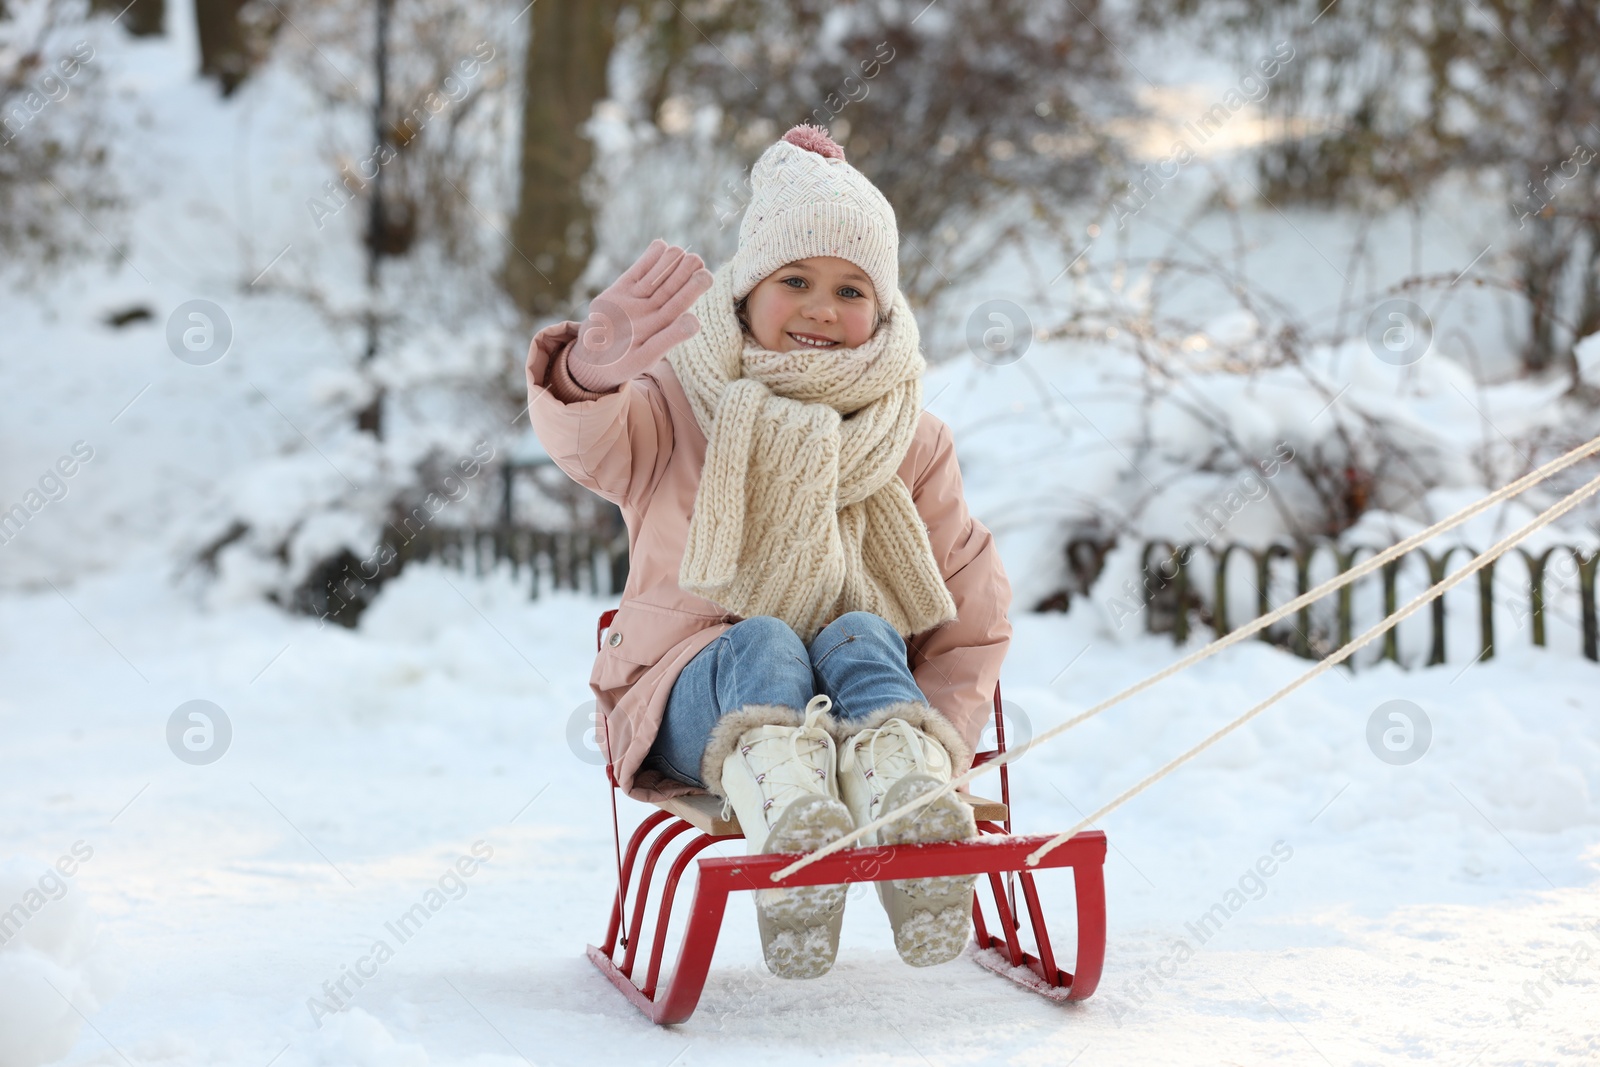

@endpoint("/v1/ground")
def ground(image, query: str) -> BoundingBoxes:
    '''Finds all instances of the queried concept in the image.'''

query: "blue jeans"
[642,611,926,789]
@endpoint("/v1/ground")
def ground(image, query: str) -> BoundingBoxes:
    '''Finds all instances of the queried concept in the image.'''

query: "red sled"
[587,608,1108,1024]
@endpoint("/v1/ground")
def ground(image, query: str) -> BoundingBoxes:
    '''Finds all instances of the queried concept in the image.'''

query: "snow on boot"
[837,706,978,967]
[715,694,852,979]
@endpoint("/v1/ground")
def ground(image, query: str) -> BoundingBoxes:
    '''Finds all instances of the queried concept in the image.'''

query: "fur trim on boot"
[699,703,807,797]
[828,699,973,771]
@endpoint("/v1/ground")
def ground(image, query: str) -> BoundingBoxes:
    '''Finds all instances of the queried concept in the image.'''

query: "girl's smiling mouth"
[789,331,840,348]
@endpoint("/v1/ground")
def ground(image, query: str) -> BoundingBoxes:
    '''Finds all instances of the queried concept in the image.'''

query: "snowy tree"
[1140,0,1600,377]
[0,0,117,279]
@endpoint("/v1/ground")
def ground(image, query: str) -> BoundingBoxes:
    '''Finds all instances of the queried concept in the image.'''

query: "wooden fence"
[393,489,1599,666]
[403,523,630,599]
[1085,537,1600,666]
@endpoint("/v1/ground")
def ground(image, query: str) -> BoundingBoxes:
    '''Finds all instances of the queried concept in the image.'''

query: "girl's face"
[742,256,880,352]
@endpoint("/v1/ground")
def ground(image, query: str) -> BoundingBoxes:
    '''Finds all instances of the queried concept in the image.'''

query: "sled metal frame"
[587,608,1108,1024]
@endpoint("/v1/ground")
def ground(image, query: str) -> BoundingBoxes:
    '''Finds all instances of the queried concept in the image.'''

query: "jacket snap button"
[607,631,623,647]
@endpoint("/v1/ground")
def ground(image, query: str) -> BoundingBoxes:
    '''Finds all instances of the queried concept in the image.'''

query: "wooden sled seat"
[653,791,1008,838]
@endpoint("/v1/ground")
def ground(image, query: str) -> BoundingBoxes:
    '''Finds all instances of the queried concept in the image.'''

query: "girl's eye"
[783,277,863,299]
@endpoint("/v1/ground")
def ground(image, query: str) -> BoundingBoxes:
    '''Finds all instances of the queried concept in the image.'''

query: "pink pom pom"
[781,123,846,161]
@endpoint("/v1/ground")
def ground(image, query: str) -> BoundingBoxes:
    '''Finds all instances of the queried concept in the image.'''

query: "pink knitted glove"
[566,239,714,393]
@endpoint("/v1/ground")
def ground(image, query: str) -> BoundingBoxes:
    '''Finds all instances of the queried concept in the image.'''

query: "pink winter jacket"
[525,319,1013,802]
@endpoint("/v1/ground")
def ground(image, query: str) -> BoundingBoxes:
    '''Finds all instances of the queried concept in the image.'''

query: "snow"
[2,4,1598,1065]
[2,564,1597,1066]
[0,856,121,1067]
[1577,333,1600,390]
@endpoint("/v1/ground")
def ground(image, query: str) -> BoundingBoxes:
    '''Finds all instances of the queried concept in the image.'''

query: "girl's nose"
[803,301,837,324]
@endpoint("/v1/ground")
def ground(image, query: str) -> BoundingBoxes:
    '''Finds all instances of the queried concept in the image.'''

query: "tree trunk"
[357,0,393,439]
[502,0,624,318]
[194,0,249,96]
[1519,218,1570,375]
[1575,220,1600,378]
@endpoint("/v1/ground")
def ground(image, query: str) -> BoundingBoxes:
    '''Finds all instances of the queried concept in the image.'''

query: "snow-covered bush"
[929,215,1600,664]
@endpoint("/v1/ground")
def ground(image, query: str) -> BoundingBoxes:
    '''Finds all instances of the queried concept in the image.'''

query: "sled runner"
[586,608,1108,1024]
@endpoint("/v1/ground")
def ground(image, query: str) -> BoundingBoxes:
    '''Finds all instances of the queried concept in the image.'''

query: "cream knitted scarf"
[665,261,959,644]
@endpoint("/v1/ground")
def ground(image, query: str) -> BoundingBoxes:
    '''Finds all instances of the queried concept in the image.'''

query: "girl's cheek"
[857,308,877,336]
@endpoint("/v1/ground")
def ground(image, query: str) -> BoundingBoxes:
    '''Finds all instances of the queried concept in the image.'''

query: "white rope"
[769,431,1600,883]
[1022,465,1600,867]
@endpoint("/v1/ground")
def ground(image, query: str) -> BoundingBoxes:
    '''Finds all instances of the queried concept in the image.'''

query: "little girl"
[526,124,1012,981]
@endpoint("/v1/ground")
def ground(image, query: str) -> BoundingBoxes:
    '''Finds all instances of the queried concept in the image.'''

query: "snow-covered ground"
[2,563,1597,1066]
[4,5,1599,1066]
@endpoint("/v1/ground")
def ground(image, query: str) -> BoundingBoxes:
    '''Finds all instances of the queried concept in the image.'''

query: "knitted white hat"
[728,124,899,311]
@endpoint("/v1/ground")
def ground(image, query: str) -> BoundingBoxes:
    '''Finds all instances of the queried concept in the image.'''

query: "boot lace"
[857,718,932,811]
[722,694,837,827]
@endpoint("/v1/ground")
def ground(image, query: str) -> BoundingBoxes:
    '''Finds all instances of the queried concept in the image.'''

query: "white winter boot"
[836,701,977,967]
[707,693,853,979]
